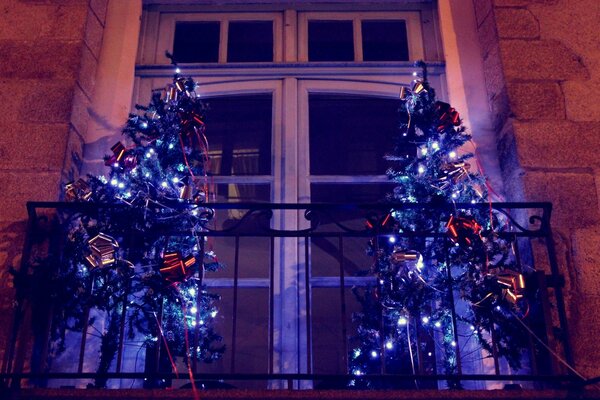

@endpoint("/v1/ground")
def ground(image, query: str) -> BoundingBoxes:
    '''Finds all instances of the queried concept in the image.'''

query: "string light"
[449,151,457,159]
[422,316,430,324]
[371,350,378,358]
[398,316,408,326]
[388,236,396,244]
[418,165,425,174]
[190,306,197,314]
[110,179,118,186]
[385,340,394,350]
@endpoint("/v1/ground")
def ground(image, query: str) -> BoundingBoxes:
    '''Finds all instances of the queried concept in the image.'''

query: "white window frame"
[134,2,445,383]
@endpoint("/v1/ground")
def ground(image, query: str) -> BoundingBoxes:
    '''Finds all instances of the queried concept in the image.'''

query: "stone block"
[70,84,91,138]
[495,8,539,39]
[0,172,62,222]
[0,1,86,41]
[19,81,76,123]
[0,39,83,80]
[494,0,559,6]
[500,40,589,81]
[572,228,600,296]
[62,127,84,181]
[90,0,108,26]
[568,294,600,377]
[77,43,98,99]
[509,121,600,169]
[473,0,493,27]
[0,122,70,171]
[506,81,564,120]
[477,8,500,59]
[520,171,600,229]
[84,6,104,59]
[562,80,600,122]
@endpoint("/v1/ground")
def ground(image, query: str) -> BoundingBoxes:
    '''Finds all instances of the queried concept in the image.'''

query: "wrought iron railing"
[0,201,583,390]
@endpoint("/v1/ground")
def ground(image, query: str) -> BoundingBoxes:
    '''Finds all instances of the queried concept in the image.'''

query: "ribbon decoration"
[492,269,526,304]
[399,80,428,101]
[365,212,395,232]
[85,233,119,269]
[436,161,471,190]
[65,178,92,202]
[446,215,482,246]
[104,142,126,166]
[160,251,196,283]
[435,101,461,132]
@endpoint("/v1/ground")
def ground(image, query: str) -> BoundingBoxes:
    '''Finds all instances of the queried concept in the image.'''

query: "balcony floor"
[2,389,600,400]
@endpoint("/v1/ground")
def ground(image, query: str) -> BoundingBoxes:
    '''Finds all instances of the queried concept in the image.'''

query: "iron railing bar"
[338,235,348,374]
[304,235,312,375]
[269,236,275,375]
[230,235,240,374]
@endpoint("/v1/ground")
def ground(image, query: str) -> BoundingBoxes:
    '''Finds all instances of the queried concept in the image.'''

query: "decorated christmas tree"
[349,62,530,388]
[51,59,224,387]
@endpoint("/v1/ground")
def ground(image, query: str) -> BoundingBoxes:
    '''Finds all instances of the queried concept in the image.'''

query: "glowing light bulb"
[470,325,476,331]
[140,122,148,129]
[432,141,439,150]
[168,143,174,149]
[422,316,430,324]
[149,148,155,154]
[145,152,152,158]
[428,352,433,357]
[451,340,457,347]
[418,165,425,174]
[452,192,459,199]
[421,147,428,156]
[145,172,151,178]
[371,350,378,358]
[354,369,362,376]
[199,320,205,325]
[388,236,396,244]
[161,181,168,188]
[113,162,119,168]
[398,316,408,326]
[412,71,418,76]
[211,310,217,318]
[449,151,457,159]
[118,182,125,189]
[110,179,118,186]
[188,288,196,296]
[190,306,197,314]
[353,349,361,358]
[175,68,181,74]
[192,320,197,326]
[172,177,180,183]
[434,321,442,328]
[191,209,198,216]
[385,341,394,350]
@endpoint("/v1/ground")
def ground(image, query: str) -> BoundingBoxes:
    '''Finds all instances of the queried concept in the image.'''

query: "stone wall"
[0,0,107,364]
[473,0,600,378]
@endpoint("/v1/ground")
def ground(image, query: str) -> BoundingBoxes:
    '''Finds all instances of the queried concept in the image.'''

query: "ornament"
[491,269,526,304]
[165,84,178,102]
[104,142,126,166]
[160,251,196,283]
[398,80,427,100]
[391,248,424,281]
[85,233,119,269]
[435,101,460,132]
[446,215,482,246]
[412,80,427,94]
[193,189,206,204]
[436,161,470,189]
[64,178,92,202]
[123,153,137,170]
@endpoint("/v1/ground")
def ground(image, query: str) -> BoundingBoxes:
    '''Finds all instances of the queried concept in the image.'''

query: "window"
[135,2,444,384]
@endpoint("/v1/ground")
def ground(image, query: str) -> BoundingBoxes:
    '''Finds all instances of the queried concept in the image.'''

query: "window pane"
[308,20,354,61]
[309,95,398,175]
[227,21,273,62]
[173,22,220,63]
[362,20,409,61]
[205,94,272,175]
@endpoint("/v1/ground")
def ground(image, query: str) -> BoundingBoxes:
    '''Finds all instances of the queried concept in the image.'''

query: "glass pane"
[173,22,220,63]
[362,20,409,61]
[308,20,354,61]
[227,21,273,62]
[209,184,271,280]
[205,94,272,176]
[309,95,398,175]
[310,183,394,278]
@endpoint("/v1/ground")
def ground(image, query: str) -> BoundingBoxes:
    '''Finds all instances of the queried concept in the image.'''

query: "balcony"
[1,202,595,399]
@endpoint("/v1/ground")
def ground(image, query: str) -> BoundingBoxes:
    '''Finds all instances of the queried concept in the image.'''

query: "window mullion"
[219,19,229,63]
[353,18,363,62]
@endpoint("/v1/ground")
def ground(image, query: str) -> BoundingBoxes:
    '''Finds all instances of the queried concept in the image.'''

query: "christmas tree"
[349,62,530,388]
[52,60,224,387]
